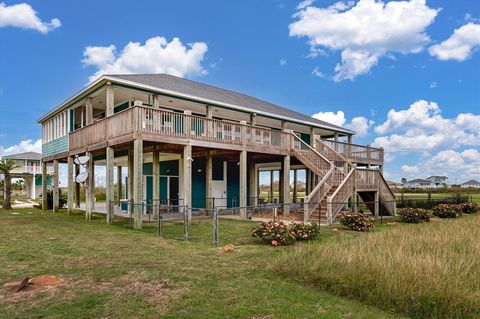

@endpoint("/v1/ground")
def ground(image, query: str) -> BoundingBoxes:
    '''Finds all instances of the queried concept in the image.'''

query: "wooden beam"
[205,152,213,210]
[183,144,192,211]
[248,162,256,206]
[128,149,134,215]
[133,140,143,229]
[152,146,160,216]
[42,161,48,211]
[52,159,59,213]
[239,150,247,218]
[282,155,291,215]
[106,146,114,224]
[117,166,122,200]
[106,83,114,117]
[75,164,80,208]
[67,156,73,215]
[86,151,95,220]
[85,97,93,126]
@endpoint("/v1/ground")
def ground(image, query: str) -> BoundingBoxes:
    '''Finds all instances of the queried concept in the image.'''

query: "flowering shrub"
[398,208,430,223]
[458,202,479,214]
[290,222,321,240]
[251,221,296,246]
[432,204,463,218]
[337,211,374,232]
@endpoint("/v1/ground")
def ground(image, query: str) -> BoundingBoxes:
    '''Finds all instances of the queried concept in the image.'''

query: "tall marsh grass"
[274,216,480,318]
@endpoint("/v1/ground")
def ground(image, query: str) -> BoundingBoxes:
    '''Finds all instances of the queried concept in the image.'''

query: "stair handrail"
[290,132,332,171]
[327,166,356,223]
[314,136,352,166]
[375,170,397,215]
[303,162,335,222]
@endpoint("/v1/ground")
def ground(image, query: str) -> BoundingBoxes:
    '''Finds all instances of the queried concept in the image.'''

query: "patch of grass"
[0,208,402,319]
[274,215,480,319]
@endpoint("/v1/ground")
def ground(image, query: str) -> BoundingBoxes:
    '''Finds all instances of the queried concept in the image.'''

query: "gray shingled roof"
[108,74,354,134]
[461,179,480,185]
[2,152,41,160]
[406,178,431,183]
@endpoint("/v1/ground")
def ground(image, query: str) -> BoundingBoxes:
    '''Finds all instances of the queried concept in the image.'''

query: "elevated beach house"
[38,74,395,228]
[0,152,52,199]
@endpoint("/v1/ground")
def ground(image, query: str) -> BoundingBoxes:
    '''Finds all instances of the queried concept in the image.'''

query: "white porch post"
[282,155,291,215]
[106,83,114,117]
[133,140,143,229]
[106,146,114,224]
[206,152,213,210]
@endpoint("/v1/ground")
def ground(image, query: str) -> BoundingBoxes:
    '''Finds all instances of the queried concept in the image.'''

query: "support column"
[52,159,59,213]
[239,150,247,218]
[42,161,48,211]
[310,127,316,149]
[86,152,95,220]
[282,155,291,215]
[117,166,123,200]
[106,147,114,224]
[183,144,192,209]
[75,164,80,208]
[374,191,379,217]
[133,140,143,229]
[128,149,134,215]
[205,152,213,210]
[67,156,74,215]
[85,97,93,125]
[248,162,256,206]
[106,83,114,117]
[152,147,160,215]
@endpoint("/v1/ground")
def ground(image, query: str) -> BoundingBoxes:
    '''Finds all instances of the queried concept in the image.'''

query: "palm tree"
[0,159,19,209]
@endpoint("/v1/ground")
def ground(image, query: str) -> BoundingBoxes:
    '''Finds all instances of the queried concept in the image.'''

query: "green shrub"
[398,208,430,223]
[290,222,321,240]
[432,204,463,218]
[459,202,479,214]
[338,211,374,232]
[252,221,296,246]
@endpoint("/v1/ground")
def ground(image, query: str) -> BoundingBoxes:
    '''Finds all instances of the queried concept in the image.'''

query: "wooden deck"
[68,105,384,164]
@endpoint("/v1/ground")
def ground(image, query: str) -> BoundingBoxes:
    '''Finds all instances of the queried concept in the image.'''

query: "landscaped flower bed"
[398,208,430,223]
[458,202,479,214]
[337,211,374,231]
[251,221,320,246]
[432,203,463,218]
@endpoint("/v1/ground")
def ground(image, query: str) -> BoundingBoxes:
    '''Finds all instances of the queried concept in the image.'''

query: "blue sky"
[0,0,479,183]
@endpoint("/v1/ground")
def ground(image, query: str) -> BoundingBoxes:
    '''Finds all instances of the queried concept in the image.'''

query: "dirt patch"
[28,275,65,286]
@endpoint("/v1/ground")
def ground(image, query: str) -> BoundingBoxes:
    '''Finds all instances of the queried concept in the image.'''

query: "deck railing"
[327,167,355,223]
[322,139,383,164]
[70,106,291,152]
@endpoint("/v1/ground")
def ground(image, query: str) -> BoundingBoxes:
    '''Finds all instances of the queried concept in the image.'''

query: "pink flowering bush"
[251,221,296,246]
[290,222,321,240]
[398,208,430,223]
[458,202,479,214]
[432,204,463,218]
[337,211,374,232]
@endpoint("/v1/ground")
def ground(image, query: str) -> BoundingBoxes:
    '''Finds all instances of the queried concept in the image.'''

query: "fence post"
[213,208,219,246]
[183,205,189,240]
[327,196,333,224]
[157,211,162,236]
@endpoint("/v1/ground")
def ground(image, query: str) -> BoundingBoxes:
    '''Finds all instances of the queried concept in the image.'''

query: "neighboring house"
[0,152,52,199]
[37,73,395,227]
[461,180,480,189]
[426,175,448,188]
[404,178,434,189]
[387,180,403,189]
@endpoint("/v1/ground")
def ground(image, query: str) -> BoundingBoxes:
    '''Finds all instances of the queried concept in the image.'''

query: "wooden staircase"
[290,133,396,223]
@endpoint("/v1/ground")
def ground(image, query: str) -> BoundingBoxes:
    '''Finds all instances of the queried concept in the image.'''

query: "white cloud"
[0,139,42,157]
[430,81,437,88]
[279,58,287,66]
[83,36,208,82]
[311,110,373,136]
[312,66,325,77]
[429,23,480,61]
[372,100,480,151]
[345,116,374,136]
[401,165,419,174]
[400,149,480,180]
[0,2,61,33]
[289,0,439,81]
[297,0,316,10]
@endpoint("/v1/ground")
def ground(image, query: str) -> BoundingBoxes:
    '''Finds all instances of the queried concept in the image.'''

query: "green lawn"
[0,208,403,319]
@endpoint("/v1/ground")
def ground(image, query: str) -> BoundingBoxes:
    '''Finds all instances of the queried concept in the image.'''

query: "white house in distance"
[426,176,448,187]
[403,178,435,189]
[0,152,52,199]
[461,180,480,189]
